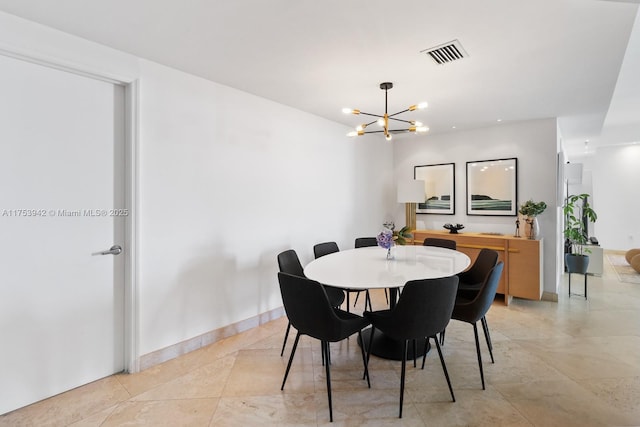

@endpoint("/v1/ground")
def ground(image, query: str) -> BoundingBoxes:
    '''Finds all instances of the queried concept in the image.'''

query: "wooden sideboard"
[412,230,543,305]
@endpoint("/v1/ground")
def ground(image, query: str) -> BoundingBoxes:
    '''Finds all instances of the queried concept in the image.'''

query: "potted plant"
[381,221,413,246]
[563,193,598,273]
[518,199,547,239]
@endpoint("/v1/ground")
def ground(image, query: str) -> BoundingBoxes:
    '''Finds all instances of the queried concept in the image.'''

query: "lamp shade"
[397,180,425,203]
[565,163,583,185]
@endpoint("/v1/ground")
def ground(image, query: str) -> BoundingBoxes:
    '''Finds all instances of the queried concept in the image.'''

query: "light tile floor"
[2,253,640,426]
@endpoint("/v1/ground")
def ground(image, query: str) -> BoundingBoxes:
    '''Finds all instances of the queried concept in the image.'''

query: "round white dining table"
[304,245,470,360]
[304,245,470,291]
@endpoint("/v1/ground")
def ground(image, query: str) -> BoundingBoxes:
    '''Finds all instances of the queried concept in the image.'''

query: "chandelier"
[342,82,429,141]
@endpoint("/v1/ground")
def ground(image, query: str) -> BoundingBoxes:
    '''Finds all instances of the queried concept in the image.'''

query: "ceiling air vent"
[421,39,468,65]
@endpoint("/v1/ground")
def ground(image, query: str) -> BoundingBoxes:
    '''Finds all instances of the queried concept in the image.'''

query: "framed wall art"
[414,163,455,215]
[466,158,518,216]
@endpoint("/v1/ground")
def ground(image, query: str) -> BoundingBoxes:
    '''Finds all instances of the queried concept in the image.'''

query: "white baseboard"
[138,307,285,371]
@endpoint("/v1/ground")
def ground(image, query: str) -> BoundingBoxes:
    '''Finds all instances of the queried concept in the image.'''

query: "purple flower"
[376,229,394,249]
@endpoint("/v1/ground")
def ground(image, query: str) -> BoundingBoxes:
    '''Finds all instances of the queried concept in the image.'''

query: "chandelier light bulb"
[377,118,385,127]
[342,107,353,114]
[408,102,428,111]
[385,133,393,141]
[412,121,423,127]
[416,126,429,133]
[347,131,358,137]
[356,125,364,132]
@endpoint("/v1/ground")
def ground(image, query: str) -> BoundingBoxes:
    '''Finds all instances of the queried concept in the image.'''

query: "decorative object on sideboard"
[395,226,413,246]
[443,223,465,234]
[343,82,429,141]
[382,221,413,247]
[518,199,547,239]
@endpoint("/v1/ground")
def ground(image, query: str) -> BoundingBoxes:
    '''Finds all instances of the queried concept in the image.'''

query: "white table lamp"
[397,179,425,232]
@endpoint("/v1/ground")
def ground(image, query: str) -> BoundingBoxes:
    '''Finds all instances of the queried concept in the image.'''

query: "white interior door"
[0,54,125,414]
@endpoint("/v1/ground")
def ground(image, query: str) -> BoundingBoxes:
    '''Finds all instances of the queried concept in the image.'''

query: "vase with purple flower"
[376,228,395,260]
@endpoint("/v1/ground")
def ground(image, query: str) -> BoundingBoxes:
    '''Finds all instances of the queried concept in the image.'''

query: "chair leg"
[353,291,360,307]
[358,330,371,388]
[399,340,408,418]
[365,290,373,311]
[365,327,375,378]
[346,292,351,313]
[322,342,331,366]
[420,338,433,369]
[433,336,455,402]
[384,288,389,305]
[472,323,485,390]
[281,332,301,390]
[421,339,429,370]
[323,340,333,422]
[481,316,494,363]
[440,328,446,346]
[280,322,291,357]
[412,339,417,368]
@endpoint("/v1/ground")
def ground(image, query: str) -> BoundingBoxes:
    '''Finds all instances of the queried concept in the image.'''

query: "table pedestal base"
[358,327,431,361]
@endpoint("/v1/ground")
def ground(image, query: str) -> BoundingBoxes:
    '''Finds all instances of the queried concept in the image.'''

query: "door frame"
[0,46,140,373]
[123,79,140,373]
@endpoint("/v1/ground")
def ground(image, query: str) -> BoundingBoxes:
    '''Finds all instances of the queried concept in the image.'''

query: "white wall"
[591,144,640,250]
[137,60,392,354]
[393,119,559,295]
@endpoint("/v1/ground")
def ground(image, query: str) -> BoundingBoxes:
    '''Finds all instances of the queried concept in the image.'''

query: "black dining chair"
[457,248,499,298]
[354,237,378,247]
[278,272,371,422]
[450,261,504,390]
[354,237,388,305]
[277,249,345,357]
[440,248,499,345]
[314,241,372,312]
[423,237,457,250]
[313,241,340,259]
[364,276,459,418]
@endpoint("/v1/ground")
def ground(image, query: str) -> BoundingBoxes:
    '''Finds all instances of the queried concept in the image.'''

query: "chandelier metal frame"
[343,82,428,141]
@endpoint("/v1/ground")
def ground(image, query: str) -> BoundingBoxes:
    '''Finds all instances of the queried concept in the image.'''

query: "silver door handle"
[92,245,122,256]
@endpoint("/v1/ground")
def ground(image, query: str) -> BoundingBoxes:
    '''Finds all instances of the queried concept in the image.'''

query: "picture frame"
[414,163,455,215]
[466,158,518,216]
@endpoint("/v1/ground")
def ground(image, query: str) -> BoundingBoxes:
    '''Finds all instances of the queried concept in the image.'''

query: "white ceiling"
[0,0,638,158]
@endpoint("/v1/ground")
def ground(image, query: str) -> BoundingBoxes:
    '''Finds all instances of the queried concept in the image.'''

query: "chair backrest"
[456,261,504,323]
[277,272,346,342]
[459,248,499,285]
[277,249,305,277]
[423,238,457,250]
[355,237,378,248]
[372,276,459,341]
[313,241,339,259]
